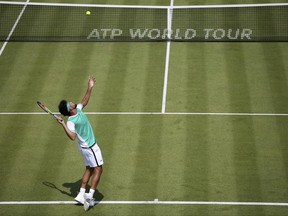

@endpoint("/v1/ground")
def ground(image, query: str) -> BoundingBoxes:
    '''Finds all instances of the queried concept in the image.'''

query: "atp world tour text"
[87,28,253,40]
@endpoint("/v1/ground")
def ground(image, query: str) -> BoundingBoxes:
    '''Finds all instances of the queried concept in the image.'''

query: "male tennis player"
[57,76,103,211]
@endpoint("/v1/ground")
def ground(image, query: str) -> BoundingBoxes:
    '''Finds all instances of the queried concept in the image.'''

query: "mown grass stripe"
[261,43,288,192]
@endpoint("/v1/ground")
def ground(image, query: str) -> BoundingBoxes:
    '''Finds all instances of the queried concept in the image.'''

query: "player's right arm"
[57,117,76,141]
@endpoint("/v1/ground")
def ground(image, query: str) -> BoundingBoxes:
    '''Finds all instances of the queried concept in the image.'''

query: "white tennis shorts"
[78,143,104,167]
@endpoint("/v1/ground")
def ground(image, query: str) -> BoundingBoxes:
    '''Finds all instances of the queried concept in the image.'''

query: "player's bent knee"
[95,166,103,175]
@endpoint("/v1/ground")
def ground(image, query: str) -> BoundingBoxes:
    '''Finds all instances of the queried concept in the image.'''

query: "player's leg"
[81,166,93,189]
[84,166,103,211]
[87,144,104,194]
[84,144,104,210]
[91,166,103,190]
[75,166,92,204]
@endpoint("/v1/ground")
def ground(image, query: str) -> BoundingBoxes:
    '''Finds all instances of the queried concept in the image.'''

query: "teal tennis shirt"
[67,104,96,148]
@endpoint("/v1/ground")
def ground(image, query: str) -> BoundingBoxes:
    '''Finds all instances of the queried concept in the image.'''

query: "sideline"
[0,0,30,56]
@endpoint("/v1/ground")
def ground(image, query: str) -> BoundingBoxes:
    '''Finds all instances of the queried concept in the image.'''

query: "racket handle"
[53,114,63,123]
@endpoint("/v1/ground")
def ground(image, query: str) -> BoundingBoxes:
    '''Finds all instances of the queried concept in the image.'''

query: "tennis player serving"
[57,76,103,211]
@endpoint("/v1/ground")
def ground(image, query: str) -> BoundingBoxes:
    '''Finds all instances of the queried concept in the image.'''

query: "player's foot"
[74,192,85,205]
[84,193,94,211]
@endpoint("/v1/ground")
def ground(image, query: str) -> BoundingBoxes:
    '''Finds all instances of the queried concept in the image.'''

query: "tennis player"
[57,76,103,210]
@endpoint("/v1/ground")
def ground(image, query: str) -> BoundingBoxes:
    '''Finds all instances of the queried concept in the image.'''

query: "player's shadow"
[42,180,104,205]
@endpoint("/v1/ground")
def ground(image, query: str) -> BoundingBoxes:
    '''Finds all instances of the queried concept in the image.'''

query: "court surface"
[0,0,288,216]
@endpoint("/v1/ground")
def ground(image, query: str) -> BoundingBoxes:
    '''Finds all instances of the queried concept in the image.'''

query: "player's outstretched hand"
[88,76,96,88]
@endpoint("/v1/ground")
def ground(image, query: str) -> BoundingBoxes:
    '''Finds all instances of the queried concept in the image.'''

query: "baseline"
[0,200,288,206]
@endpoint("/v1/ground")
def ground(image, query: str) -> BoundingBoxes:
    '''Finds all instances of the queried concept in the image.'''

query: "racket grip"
[54,114,63,123]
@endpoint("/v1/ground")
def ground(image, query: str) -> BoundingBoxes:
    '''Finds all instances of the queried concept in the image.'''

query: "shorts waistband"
[81,143,96,149]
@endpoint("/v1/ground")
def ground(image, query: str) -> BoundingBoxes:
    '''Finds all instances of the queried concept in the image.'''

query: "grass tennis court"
[1,0,288,215]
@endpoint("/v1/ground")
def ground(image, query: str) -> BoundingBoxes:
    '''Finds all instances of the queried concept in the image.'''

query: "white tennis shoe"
[74,193,85,205]
[84,193,95,211]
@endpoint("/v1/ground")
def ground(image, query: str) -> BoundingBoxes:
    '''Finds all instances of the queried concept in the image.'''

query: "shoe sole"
[83,194,91,211]
[74,197,84,205]
[84,200,90,211]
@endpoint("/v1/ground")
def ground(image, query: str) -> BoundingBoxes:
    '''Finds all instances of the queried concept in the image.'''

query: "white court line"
[161,0,174,114]
[0,0,30,56]
[161,31,171,114]
[1,200,288,206]
[0,1,286,9]
[0,112,288,116]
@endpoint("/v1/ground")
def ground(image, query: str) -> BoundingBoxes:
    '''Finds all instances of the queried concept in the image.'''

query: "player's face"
[69,102,77,111]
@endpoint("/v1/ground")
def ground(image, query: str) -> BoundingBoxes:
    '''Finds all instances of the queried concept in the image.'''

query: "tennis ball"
[86,11,91,15]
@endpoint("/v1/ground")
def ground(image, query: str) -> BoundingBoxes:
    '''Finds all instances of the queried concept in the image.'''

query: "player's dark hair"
[58,100,70,116]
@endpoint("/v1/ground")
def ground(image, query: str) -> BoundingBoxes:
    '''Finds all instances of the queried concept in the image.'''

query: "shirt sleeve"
[77,103,83,111]
[67,121,75,132]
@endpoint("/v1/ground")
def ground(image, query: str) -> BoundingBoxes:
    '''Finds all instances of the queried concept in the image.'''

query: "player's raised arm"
[81,76,96,108]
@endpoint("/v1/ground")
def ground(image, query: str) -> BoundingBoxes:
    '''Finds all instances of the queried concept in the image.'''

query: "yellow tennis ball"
[86,11,91,15]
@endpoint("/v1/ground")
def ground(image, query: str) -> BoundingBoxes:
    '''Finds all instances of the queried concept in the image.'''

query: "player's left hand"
[88,76,96,88]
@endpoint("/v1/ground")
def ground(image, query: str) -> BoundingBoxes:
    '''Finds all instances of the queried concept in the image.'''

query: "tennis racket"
[37,101,60,120]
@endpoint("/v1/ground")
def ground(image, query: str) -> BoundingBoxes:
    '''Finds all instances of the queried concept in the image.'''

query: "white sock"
[80,188,86,194]
[89,189,95,197]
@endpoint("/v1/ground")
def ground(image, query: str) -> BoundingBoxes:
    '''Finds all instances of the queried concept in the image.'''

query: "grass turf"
[1,40,288,216]
[1,0,288,216]
[0,114,288,216]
